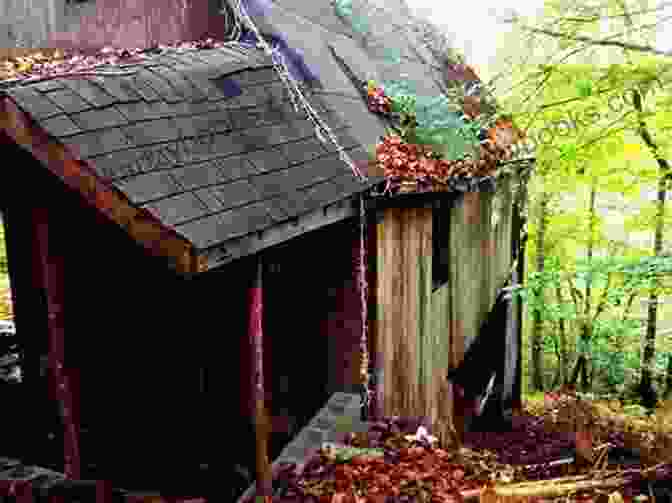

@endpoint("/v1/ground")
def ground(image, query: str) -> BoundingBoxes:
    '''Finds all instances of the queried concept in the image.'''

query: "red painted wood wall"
[1,135,366,489]
[261,218,364,451]
[49,0,228,52]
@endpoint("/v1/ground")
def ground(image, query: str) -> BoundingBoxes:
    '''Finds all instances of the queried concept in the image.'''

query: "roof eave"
[194,192,369,272]
[0,95,198,276]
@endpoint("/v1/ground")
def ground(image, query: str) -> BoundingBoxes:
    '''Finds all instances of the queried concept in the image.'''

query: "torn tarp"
[238,0,322,86]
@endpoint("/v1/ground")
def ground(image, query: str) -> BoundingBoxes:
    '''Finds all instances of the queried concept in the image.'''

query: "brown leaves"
[0,39,229,83]
[463,95,481,119]
[375,133,503,193]
[289,434,484,503]
[283,410,671,503]
[488,119,525,150]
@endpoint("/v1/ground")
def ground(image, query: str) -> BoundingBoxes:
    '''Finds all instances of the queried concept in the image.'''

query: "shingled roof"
[242,0,476,117]
[0,44,384,274]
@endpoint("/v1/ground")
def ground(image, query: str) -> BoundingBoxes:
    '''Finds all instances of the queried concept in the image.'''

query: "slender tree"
[531,189,549,391]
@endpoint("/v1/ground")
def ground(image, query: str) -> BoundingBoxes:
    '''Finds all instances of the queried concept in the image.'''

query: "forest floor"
[267,390,672,503]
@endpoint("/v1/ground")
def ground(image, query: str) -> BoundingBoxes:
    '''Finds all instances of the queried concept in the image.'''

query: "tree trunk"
[551,365,561,389]
[555,285,568,386]
[570,355,584,387]
[584,181,596,321]
[531,192,548,392]
[511,189,528,413]
[568,355,591,390]
[576,179,597,392]
[631,88,667,410]
[619,2,666,412]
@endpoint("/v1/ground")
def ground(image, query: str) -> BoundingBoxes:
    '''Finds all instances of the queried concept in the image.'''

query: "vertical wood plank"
[374,186,516,443]
[32,204,80,479]
[367,211,381,419]
[47,0,227,53]
[403,207,414,416]
[376,217,387,417]
[248,259,272,500]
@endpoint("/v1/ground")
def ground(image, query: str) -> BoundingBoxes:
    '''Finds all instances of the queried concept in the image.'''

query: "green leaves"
[390,94,417,116]
[323,444,385,463]
[514,253,669,339]
[413,127,476,161]
[558,143,578,162]
[576,79,593,98]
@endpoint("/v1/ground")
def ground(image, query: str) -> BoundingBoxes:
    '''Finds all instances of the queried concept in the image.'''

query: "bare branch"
[575,111,634,152]
[520,17,672,58]
[555,2,672,24]
[567,276,583,308]
[622,291,638,321]
[537,82,628,110]
[592,271,614,324]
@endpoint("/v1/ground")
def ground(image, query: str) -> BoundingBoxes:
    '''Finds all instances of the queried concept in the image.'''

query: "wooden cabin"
[0,41,387,496]
[0,0,528,500]
[368,175,526,442]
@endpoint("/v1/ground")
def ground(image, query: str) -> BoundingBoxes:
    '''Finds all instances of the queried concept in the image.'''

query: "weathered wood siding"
[48,0,227,53]
[0,0,63,49]
[374,177,514,443]
[447,178,513,436]
[376,206,431,421]
[0,0,226,52]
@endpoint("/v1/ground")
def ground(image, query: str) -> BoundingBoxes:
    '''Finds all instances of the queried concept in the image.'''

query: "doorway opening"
[0,210,19,384]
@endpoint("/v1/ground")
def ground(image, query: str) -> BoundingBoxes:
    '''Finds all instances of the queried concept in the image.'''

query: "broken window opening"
[432,197,450,291]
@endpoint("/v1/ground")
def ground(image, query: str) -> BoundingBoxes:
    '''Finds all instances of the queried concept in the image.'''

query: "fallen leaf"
[331,492,347,503]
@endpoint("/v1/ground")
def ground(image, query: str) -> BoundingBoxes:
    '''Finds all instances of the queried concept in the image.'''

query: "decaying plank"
[31,204,80,479]
[248,259,272,501]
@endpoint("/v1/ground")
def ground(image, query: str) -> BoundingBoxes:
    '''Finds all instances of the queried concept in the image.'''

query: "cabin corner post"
[248,257,272,500]
[32,205,80,480]
[374,207,391,418]
[367,205,382,421]
[510,189,526,414]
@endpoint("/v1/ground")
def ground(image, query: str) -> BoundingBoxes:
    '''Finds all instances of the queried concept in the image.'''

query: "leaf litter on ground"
[268,391,672,503]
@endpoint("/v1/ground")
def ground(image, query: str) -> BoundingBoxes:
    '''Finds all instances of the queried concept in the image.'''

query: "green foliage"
[576,79,593,98]
[558,143,578,162]
[624,203,672,234]
[513,254,672,342]
[489,0,672,396]
[332,1,497,163]
[327,445,385,463]
[0,217,6,276]
[591,317,642,386]
[389,94,417,117]
[413,127,478,161]
[623,404,649,416]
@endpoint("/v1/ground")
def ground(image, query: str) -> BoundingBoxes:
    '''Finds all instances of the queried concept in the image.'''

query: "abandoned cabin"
[0,0,528,500]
